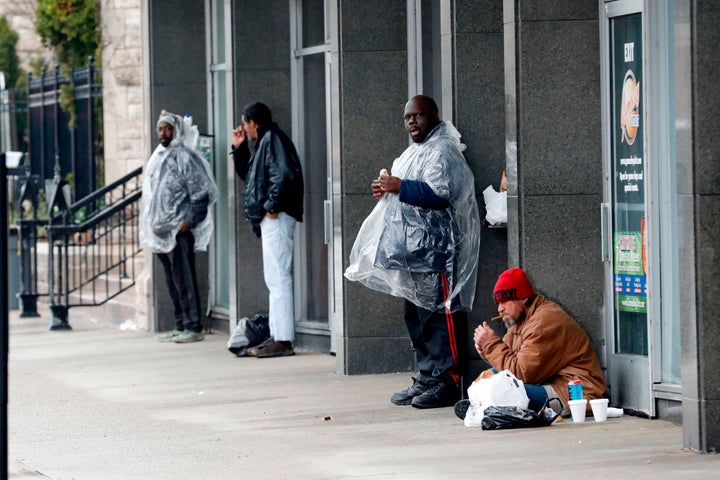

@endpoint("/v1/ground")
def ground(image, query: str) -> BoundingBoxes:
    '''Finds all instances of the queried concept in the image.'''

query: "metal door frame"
[600,0,654,415]
[289,0,337,351]
[206,0,235,328]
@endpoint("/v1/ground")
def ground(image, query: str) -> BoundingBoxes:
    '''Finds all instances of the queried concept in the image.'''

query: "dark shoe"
[173,330,204,343]
[247,336,274,357]
[390,377,429,406]
[411,382,459,409]
[252,340,295,358]
[454,399,471,420]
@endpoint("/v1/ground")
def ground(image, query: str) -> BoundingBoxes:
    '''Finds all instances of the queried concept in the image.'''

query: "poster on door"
[614,230,646,313]
[612,13,646,316]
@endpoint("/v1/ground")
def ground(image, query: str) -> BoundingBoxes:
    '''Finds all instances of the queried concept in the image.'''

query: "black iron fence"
[3,58,144,329]
[26,58,102,202]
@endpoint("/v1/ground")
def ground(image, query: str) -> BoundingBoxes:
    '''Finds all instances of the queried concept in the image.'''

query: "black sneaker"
[454,399,471,420]
[411,382,459,409]
[391,377,429,405]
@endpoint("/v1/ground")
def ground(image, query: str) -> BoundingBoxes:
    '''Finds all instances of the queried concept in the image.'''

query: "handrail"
[15,167,144,330]
[67,166,143,216]
[50,190,142,236]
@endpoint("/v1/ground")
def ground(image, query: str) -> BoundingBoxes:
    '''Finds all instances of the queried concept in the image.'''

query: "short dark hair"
[241,102,272,126]
[409,94,439,116]
[418,95,439,114]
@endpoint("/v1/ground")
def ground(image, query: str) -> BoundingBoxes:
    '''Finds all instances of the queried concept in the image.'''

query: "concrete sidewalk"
[6,306,718,479]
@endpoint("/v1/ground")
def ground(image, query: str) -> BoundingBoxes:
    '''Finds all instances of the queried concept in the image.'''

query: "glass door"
[290,0,331,349]
[207,0,233,324]
[602,0,651,414]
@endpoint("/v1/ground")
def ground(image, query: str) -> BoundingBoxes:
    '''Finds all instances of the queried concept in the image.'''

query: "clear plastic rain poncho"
[344,122,481,312]
[139,112,219,254]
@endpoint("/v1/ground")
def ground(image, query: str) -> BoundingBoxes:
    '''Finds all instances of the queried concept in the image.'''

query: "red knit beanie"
[493,268,535,304]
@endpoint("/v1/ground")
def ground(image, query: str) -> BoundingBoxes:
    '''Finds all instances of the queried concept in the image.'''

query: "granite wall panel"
[518,20,601,196]
[231,0,292,321]
[340,51,408,195]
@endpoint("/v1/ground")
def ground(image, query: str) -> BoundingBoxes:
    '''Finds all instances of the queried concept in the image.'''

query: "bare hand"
[178,222,191,234]
[231,126,246,148]
[371,178,383,199]
[372,168,401,199]
[473,322,496,356]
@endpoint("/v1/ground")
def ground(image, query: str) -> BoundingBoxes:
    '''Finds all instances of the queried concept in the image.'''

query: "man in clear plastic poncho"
[140,111,218,343]
[345,95,481,409]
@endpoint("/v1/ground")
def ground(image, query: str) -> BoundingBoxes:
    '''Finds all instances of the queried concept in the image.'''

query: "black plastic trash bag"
[481,398,561,431]
[250,313,270,338]
[227,313,270,356]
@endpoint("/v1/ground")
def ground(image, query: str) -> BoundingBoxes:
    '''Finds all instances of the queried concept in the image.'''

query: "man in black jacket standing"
[231,102,304,357]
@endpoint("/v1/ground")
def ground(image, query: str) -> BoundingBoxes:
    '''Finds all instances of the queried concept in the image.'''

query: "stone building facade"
[100,0,147,183]
[0,0,50,74]
[0,0,148,184]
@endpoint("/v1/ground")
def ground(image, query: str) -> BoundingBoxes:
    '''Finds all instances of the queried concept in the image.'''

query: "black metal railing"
[16,167,143,330]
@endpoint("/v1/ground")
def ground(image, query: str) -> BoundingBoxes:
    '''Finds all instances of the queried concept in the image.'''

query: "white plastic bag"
[482,185,507,225]
[464,370,530,427]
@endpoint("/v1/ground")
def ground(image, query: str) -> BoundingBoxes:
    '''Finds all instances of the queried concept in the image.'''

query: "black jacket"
[232,123,304,229]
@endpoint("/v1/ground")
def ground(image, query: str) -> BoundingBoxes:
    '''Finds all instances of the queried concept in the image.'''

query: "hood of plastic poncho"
[139,112,218,253]
[344,121,481,312]
[156,111,200,151]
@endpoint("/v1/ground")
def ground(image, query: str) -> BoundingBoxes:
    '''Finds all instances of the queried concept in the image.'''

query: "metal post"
[88,57,96,194]
[18,221,40,317]
[17,171,40,318]
[49,305,70,330]
[48,66,71,331]
[2,152,10,478]
[47,209,70,331]
[39,67,46,179]
[47,194,71,332]
[53,65,60,190]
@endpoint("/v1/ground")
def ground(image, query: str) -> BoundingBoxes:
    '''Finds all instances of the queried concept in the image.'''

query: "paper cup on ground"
[590,398,609,422]
[568,399,588,423]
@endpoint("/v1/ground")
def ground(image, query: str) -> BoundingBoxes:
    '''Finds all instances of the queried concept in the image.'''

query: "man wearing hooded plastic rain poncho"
[345,95,481,409]
[140,111,218,343]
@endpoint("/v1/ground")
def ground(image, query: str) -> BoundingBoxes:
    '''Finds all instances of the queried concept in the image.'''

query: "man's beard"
[503,311,525,328]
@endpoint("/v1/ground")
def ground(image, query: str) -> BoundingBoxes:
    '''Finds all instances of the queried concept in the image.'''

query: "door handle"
[323,200,332,245]
[600,202,610,262]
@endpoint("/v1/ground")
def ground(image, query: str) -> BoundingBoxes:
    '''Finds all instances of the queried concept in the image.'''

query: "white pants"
[260,212,296,342]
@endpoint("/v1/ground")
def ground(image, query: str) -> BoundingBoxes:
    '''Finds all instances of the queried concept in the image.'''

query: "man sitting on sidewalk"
[456,268,606,419]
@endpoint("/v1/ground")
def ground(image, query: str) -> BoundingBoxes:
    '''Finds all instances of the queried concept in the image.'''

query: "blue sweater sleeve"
[399,179,451,210]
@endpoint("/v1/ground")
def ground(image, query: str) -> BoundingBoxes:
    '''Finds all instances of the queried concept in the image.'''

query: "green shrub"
[0,16,22,87]
[35,0,101,69]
